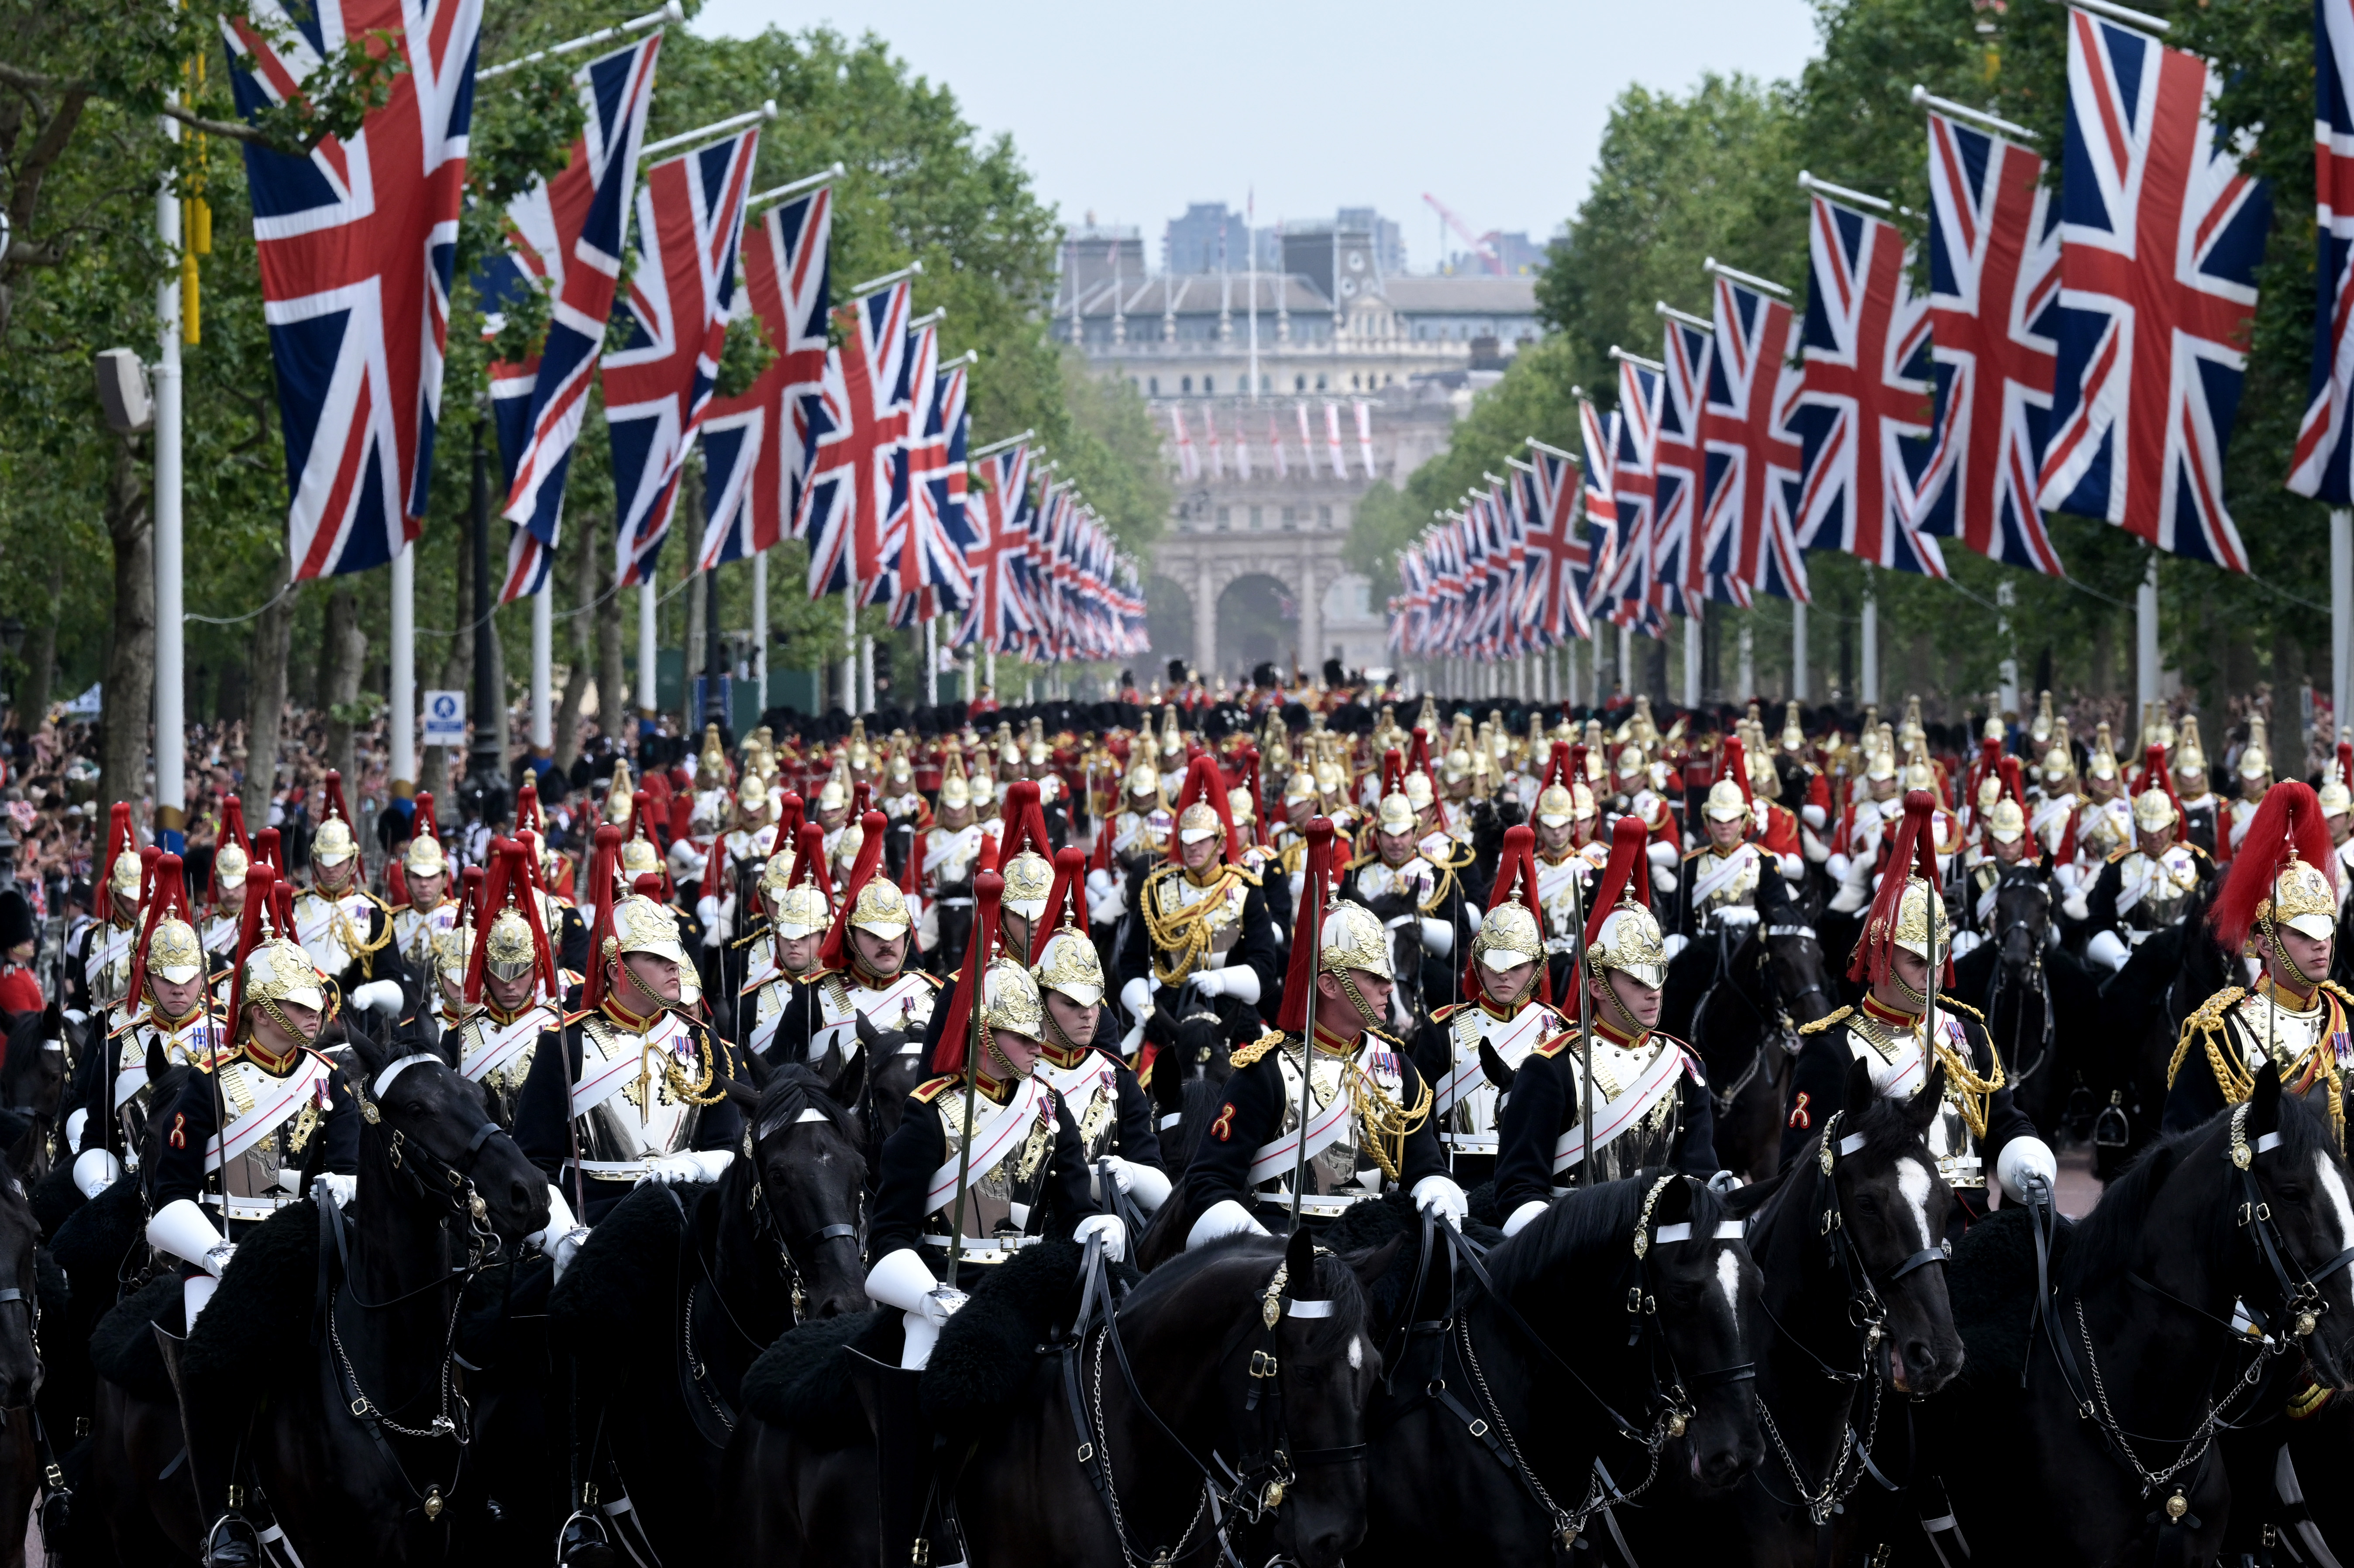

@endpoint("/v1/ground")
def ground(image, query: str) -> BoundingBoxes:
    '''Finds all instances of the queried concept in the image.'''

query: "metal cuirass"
[1566,1034,1684,1186]
[2223,994,2333,1084]
[573,1013,708,1170]
[2117,846,2200,933]
[1844,1016,1985,1189]
[1690,844,1763,931]
[206,1052,334,1224]
[927,1083,1059,1259]
[1439,1003,1561,1150]
[85,923,139,1013]
[1039,1051,1122,1165]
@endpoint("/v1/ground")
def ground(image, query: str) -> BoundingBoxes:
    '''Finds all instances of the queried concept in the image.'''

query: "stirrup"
[559,1510,618,1568]
[203,1512,262,1568]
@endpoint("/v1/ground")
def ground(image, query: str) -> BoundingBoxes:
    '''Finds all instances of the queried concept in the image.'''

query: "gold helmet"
[1314,757,1346,796]
[1376,791,1416,836]
[433,921,473,984]
[816,776,848,814]
[1159,706,1184,758]
[606,760,635,825]
[1983,797,2027,845]
[403,831,447,880]
[2042,718,2075,784]
[1126,756,1163,804]
[2173,715,2208,782]
[849,875,912,939]
[147,912,204,987]
[847,719,874,775]
[1227,785,1257,827]
[2239,716,2272,784]
[1031,925,1105,1009]
[213,839,251,893]
[736,772,771,821]
[771,883,831,939]
[484,904,539,982]
[2030,690,2055,747]
[1001,850,1055,920]
[699,724,729,788]
[619,835,662,881]
[1176,799,1225,846]
[1470,901,1544,979]
[1703,777,1751,824]
[1902,744,1936,794]
[1402,770,1437,812]
[2263,856,2339,940]
[243,937,325,1015]
[110,847,144,907]
[1747,741,1783,800]
[1866,730,1898,783]
[1319,898,1396,983]
[1889,875,1953,962]
[889,750,915,791]
[2088,722,2119,784]
[1588,898,1668,990]
[608,893,687,964]
[2321,774,2352,819]
[313,773,358,868]
[2132,786,2180,833]
[1983,710,2006,743]
[758,846,797,904]
[1284,768,1318,805]
[979,955,1046,1041]
[939,744,971,811]
[1535,781,1576,828]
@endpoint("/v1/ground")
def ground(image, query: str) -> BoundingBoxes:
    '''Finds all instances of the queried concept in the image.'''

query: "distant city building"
[1443,230,1548,277]
[1060,197,1544,680]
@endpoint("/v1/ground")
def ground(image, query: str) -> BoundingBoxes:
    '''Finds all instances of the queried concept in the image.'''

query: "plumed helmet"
[484,904,538,982]
[1126,756,1161,798]
[110,847,144,904]
[1226,785,1256,826]
[1471,901,1543,977]
[1001,849,1055,919]
[1319,898,1396,983]
[214,839,251,892]
[244,937,324,1014]
[1983,797,2027,844]
[940,746,971,810]
[849,876,912,939]
[606,760,636,824]
[736,772,770,818]
[1703,777,1751,824]
[772,883,831,939]
[1176,800,1225,845]
[1403,771,1436,811]
[2265,859,2339,941]
[1889,876,1953,962]
[1535,781,1576,828]
[147,912,203,987]
[434,921,473,984]
[1588,902,1666,990]
[1031,925,1105,1009]
[619,836,662,880]
[1285,768,1318,804]
[1376,791,1416,836]
[758,846,796,904]
[2132,786,2181,833]
[2239,716,2273,783]
[2088,722,2119,783]
[699,725,729,787]
[978,955,1045,1040]
[2173,715,2208,780]
[816,777,848,813]
[607,894,687,964]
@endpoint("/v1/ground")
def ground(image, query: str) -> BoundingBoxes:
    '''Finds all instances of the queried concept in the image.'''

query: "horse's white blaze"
[1348,1336,1363,1370]
[1714,1247,1742,1328]
[2315,1152,2354,1259]
[1896,1156,1936,1254]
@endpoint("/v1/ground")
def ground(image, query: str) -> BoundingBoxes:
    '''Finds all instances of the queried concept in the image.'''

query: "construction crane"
[1422,192,1503,276]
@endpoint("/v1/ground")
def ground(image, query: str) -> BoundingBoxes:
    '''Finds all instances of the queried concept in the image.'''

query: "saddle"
[1944,1205,2074,1391]
[546,1174,711,1355]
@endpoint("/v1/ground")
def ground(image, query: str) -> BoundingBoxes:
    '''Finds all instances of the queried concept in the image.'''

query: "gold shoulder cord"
[1347,1061,1433,1182]
[1142,867,1237,987]
[333,896,396,980]
[1927,1007,2005,1142]
[2167,987,2247,1096]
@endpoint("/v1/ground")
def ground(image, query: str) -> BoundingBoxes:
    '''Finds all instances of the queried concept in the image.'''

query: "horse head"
[1824,1055,1967,1396]
[1759,922,1835,1035]
[1640,1175,1766,1492]
[0,1133,44,1409]
[1994,865,2053,980]
[340,1023,550,1256]
[744,1063,868,1321]
[1143,1004,1247,1169]
[0,1002,66,1130]
[851,1008,931,1149]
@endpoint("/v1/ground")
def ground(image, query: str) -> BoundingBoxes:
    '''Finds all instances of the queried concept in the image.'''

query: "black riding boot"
[847,1347,931,1568]
[156,1321,259,1568]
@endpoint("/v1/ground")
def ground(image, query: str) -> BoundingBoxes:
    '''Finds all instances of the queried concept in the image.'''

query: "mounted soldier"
[68,852,227,1200]
[916,743,991,967]
[2080,749,2216,978]
[387,791,458,983]
[1115,754,1279,1028]
[1109,750,1173,863]
[200,797,254,959]
[448,839,563,1130]
[758,810,939,1074]
[1669,734,1798,953]
[291,771,403,1004]
[1955,757,2035,948]
[1411,825,1567,1187]
[1492,815,1717,1238]
[1029,848,1170,1226]
[2220,714,2273,860]
[1177,819,1463,1248]
[865,870,1118,1370]
[2172,716,2221,856]
[738,826,834,1065]
[1530,743,1607,1002]
[69,803,144,1018]
[2166,781,2351,1136]
[142,860,363,1568]
[1335,775,1468,1018]
[1780,791,2055,1236]
[695,770,781,1026]
[513,826,743,1224]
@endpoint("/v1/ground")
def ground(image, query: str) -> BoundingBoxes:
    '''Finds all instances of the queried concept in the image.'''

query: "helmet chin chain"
[2264,918,2326,992]
[1589,963,1651,1036]
[1332,968,1385,1037]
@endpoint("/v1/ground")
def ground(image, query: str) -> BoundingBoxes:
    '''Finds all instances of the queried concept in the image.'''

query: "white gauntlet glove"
[71,1147,120,1199]
[1185,1198,1270,1251]
[1418,917,1455,959]
[350,979,404,1017]
[1098,1156,1173,1212]
[1412,1175,1469,1227]
[1073,1211,1128,1263]
[317,1172,358,1208]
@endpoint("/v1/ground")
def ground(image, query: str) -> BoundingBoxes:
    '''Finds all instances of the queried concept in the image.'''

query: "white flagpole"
[2334,511,2352,743]
[637,579,657,749]
[926,616,939,707]
[752,549,769,717]
[390,541,416,793]
[530,577,553,761]
[478,1,678,80]
[1792,599,1809,701]
[2136,546,2160,721]
[1861,564,1880,708]
[843,591,857,716]
[154,96,186,850]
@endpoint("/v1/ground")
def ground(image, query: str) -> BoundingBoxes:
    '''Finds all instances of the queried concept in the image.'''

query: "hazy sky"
[691,0,1825,268]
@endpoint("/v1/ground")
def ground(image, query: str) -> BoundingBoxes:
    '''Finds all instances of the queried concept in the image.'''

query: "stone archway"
[1217,574,1294,679]
[1145,574,1194,664]
[1151,534,1350,682]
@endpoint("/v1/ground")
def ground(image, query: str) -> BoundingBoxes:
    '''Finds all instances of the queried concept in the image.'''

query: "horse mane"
[1128,1234,1371,1360]
[1484,1169,1731,1300]
[750,1062,857,1145]
[2059,1088,2337,1296]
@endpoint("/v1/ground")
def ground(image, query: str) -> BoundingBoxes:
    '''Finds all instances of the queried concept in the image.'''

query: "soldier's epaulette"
[1229,863,1264,888]
[799,965,843,983]
[1682,845,1709,863]
[908,970,944,989]
[2107,845,2132,864]
[1431,1001,1463,1022]
[2185,987,2246,1037]
[1798,1005,1853,1037]
[1934,996,1986,1025]
[1230,1030,1287,1069]
[559,1007,597,1028]
[910,1074,961,1104]
[2186,842,2212,861]
[1532,1029,1574,1059]
[728,920,773,951]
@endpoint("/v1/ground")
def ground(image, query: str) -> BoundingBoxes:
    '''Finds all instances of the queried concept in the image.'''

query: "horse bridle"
[1812,1112,1947,1362]
[1982,872,2057,1085]
[354,1053,505,1267]
[746,1105,866,1323]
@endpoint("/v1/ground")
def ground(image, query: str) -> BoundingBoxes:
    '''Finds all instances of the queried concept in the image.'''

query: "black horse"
[1951,864,2103,1141]
[1665,921,1837,1183]
[83,1026,548,1565]
[1138,1003,1254,1176]
[550,1060,869,1566]
[850,1008,932,1160]
[1926,1065,2354,1565]
[1618,1057,1966,1567]
[0,1124,51,1567]
[1351,1172,1766,1566]
[2092,886,2230,1182]
[724,1225,1389,1568]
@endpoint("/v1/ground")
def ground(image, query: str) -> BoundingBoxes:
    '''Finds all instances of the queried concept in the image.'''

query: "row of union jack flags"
[222,11,1143,661]
[1170,401,1378,482]
[1392,6,2277,659]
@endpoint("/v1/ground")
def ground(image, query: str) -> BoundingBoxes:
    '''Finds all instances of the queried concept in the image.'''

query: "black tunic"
[510,1006,746,1221]
[1113,864,1283,1023]
[1037,1038,1167,1174]
[1491,1032,1717,1221]
[147,1045,360,1235]
[1178,1028,1447,1236]
[868,1073,1102,1291]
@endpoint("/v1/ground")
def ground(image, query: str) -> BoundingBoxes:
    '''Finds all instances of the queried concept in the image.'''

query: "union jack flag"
[1793,196,1946,577]
[796,280,913,602]
[1911,111,2065,574]
[883,325,973,626]
[601,127,757,590]
[957,443,1037,653]
[2295,0,2354,502]
[1700,273,1811,602]
[1604,352,1668,635]
[222,0,483,579]
[485,35,659,588]
[699,183,833,569]
[1576,393,1623,625]
[1521,447,1592,643]
[1652,316,1715,611]
[2037,10,2269,566]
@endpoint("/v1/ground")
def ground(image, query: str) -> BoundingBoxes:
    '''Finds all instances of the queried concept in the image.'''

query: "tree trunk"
[20,558,62,730]
[101,433,155,818]
[594,533,626,751]
[321,583,366,783]
[552,517,593,770]
[490,609,510,777]
[243,555,296,828]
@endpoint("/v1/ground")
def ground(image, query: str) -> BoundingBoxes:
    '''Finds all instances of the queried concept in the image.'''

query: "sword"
[1573,844,1593,1186]
[943,869,1002,1286]
[1288,819,1329,1234]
